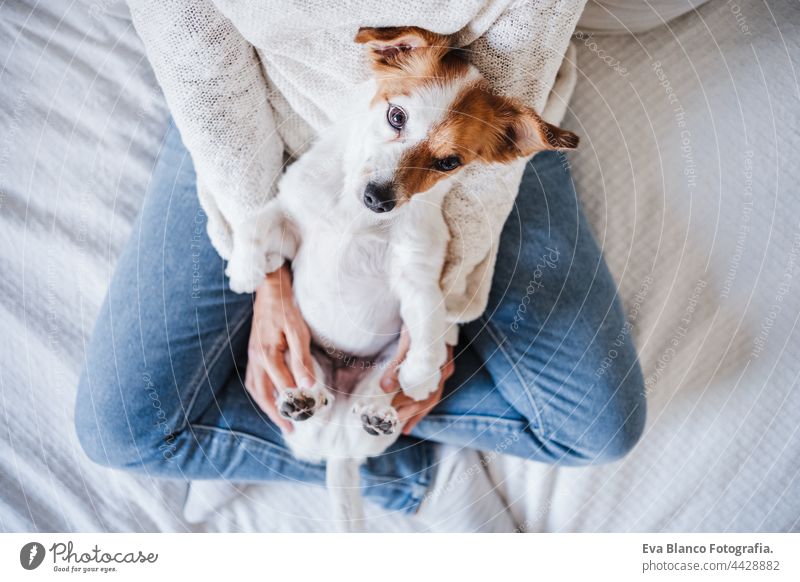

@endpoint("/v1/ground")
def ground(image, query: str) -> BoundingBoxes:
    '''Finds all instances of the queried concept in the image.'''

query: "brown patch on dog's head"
[355,26,579,203]
[354,26,454,68]
[355,26,450,59]
[393,83,579,199]
[458,87,580,162]
[355,26,469,103]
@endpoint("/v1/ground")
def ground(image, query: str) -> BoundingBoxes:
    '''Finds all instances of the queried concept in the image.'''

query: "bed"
[1,0,797,532]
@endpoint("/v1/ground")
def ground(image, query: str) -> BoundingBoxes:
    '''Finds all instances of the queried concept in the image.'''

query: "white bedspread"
[1,0,797,532]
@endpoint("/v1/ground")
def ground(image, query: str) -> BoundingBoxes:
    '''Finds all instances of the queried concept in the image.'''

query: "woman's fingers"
[402,411,426,435]
[397,393,439,435]
[380,327,410,392]
[285,325,315,389]
[244,359,293,432]
[442,356,456,381]
[395,345,454,435]
[262,345,296,392]
[257,372,294,433]
[396,400,425,421]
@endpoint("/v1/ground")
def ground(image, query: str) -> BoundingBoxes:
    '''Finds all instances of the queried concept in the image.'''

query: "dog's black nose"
[363,182,396,213]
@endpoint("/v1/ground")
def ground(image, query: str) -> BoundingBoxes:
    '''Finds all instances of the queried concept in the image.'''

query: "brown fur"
[355,26,579,199]
[356,27,470,106]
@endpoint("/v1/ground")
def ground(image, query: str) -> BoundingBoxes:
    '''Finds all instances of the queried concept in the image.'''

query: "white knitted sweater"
[128,0,585,336]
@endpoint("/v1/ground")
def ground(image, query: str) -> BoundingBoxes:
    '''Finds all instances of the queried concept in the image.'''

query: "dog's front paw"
[398,357,441,401]
[225,251,268,294]
[263,253,284,275]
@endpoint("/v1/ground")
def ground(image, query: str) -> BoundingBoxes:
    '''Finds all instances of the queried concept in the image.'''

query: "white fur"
[224,68,485,529]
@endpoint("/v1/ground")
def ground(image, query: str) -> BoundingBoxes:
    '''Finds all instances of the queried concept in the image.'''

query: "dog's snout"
[363,182,396,213]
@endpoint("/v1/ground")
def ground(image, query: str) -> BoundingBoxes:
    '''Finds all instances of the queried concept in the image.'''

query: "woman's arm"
[244,265,316,432]
[130,2,311,426]
[129,0,284,246]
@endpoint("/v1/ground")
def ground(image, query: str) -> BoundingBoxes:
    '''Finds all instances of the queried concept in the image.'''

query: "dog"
[223,26,578,530]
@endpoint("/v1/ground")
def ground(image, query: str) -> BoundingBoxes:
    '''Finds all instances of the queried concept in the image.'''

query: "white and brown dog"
[224,26,577,530]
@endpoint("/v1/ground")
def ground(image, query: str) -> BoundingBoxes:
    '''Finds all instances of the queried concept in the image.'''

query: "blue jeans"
[75,123,645,513]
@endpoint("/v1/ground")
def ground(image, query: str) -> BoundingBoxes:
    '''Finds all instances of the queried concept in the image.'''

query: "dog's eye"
[434,155,461,172]
[387,105,407,130]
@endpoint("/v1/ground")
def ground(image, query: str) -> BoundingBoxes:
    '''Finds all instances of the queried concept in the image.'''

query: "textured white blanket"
[1,0,797,533]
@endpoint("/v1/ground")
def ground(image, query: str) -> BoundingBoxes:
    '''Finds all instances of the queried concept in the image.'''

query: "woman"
[75,0,645,516]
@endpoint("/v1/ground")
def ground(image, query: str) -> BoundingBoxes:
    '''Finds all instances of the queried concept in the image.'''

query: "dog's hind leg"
[276,355,333,422]
[350,347,402,438]
[357,403,399,436]
[278,385,331,421]
[326,457,364,532]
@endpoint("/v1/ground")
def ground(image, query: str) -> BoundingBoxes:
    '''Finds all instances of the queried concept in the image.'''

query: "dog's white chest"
[292,224,401,357]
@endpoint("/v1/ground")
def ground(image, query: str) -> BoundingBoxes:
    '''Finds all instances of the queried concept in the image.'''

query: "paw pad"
[278,390,318,421]
[357,406,398,436]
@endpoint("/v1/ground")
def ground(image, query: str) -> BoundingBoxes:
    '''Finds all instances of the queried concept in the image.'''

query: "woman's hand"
[379,327,455,435]
[244,264,315,433]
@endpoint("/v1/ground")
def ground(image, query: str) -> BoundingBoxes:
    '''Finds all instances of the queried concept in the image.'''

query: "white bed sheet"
[0,0,797,533]
[487,0,800,532]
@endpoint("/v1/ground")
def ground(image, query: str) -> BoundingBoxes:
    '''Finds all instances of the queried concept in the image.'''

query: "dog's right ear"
[480,96,579,162]
[355,26,452,68]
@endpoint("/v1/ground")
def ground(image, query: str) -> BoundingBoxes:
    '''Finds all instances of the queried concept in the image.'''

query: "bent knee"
[544,365,646,464]
[74,375,169,470]
[75,394,133,469]
[585,405,646,462]
[579,370,647,463]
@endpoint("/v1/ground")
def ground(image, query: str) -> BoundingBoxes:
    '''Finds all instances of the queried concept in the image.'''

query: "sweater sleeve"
[128,0,284,245]
[440,0,584,343]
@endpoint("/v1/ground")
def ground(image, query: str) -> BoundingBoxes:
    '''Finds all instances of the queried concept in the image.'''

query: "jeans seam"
[178,308,252,433]
[189,424,429,493]
[404,441,433,513]
[481,316,549,438]
[422,413,529,434]
[189,423,321,470]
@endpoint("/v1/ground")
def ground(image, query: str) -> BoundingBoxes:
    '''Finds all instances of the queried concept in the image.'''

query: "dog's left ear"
[355,26,452,67]
[485,98,579,161]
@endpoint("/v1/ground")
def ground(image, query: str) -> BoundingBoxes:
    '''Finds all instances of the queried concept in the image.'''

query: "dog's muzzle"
[363,181,396,213]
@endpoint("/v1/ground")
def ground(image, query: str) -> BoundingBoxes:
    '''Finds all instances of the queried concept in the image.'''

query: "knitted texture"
[128,0,585,328]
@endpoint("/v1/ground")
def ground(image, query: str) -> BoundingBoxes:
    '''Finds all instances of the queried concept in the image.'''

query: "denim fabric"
[76,122,645,513]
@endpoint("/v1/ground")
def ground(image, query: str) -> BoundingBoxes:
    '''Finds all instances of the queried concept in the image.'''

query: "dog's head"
[347,26,578,215]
